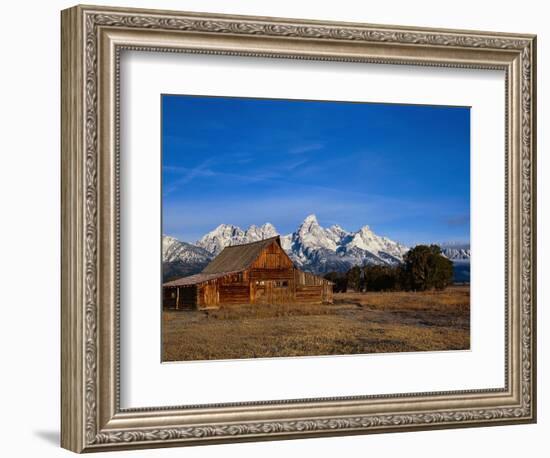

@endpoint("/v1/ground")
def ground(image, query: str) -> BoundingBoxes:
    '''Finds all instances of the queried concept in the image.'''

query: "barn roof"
[202,236,282,274]
[163,271,240,287]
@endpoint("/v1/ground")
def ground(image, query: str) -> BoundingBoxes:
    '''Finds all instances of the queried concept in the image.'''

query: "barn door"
[254,280,274,305]
[272,280,291,304]
[254,280,291,305]
[254,281,267,305]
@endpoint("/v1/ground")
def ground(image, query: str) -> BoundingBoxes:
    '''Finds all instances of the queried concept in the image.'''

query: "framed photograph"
[160,95,472,362]
[61,4,537,453]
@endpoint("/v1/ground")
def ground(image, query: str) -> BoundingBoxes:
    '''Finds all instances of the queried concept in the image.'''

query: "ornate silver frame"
[61,4,537,453]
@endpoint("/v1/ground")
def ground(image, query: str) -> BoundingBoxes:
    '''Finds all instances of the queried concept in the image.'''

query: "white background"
[0,0,547,457]
[121,53,505,407]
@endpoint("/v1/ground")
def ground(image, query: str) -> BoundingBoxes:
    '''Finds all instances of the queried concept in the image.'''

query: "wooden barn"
[163,236,333,310]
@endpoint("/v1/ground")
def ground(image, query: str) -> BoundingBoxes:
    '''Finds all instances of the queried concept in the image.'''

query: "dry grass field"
[162,285,470,362]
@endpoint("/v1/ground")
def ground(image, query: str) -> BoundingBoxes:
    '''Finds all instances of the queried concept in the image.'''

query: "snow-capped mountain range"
[278,215,409,274]
[163,235,212,264]
[162,235,213,280]
[195,223,279,256]
[439,243,471,262]
[162,214,469,280]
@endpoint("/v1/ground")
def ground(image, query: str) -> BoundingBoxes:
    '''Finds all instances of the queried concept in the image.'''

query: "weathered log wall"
[219,284,249,305]
[250,242,294,270]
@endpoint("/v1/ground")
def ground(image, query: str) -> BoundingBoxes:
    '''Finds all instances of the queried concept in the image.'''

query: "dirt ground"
[162,285,470,362]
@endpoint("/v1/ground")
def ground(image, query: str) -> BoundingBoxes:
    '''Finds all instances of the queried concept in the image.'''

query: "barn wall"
[198,281,219,308]
[196,274,253,308]
[249,269,294,280]
[294,270,334,304]
[252,279,294,305]
[294,270,328,286]
[219,284,249,304]
[295,285,323,303]
[196,270,332,307]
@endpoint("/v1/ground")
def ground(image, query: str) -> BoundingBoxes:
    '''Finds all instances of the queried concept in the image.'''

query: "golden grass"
[162,285,470,362]
[335,286,470,313]
[200,302,333,320]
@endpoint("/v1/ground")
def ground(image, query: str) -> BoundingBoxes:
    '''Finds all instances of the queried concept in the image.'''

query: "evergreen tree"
[324,271,348,292]
[428,245,454,290]
[363,265,399,291]
[326,244,453,294]
[346,266,362,292]
[402,244,453,291]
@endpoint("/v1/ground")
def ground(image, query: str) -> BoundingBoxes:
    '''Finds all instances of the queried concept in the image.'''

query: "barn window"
[255,280,265,286]
[275,280,289,288]
[170,291,176,299]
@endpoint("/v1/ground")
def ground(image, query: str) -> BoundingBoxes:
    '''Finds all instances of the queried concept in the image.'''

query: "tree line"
[324,244,454,293]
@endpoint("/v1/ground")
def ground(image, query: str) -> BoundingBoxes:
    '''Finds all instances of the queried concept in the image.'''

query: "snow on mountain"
[162,235,213,280]
[344,225,408,260]
[195,224,246,256]
[192,214,409,275]
[437,243,470,283]
[163,235,213,263]
[164,215,469,279]
[442,247,471,261]
[196,222,278,256]
[283,215,409,273]
[440,243,471,262]
[326,224,348,245]
[246,223,278,242]
[280,233,293,252]
[293,214,339,251]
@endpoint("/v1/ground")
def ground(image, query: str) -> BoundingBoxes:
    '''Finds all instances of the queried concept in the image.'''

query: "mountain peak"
[245,222,278,240]
[197,224,246,255]
[299,214,321,232]
[303,214,318,223]
[162,234,178,243]
[294,214,339,251]
[359,225,372,234]
[212,223,239,232]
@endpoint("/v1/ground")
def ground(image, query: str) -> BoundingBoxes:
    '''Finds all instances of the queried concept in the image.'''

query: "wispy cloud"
[288,143,324,154]
[163,155,313,193]
[284,158,310,171]
[163,159,215,195]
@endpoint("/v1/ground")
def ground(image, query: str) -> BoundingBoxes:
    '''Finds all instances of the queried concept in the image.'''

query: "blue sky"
[162,95,470,246]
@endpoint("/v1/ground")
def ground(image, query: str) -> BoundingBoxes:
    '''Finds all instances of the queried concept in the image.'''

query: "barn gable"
[249,238,294,270]
[202,236,289,274]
